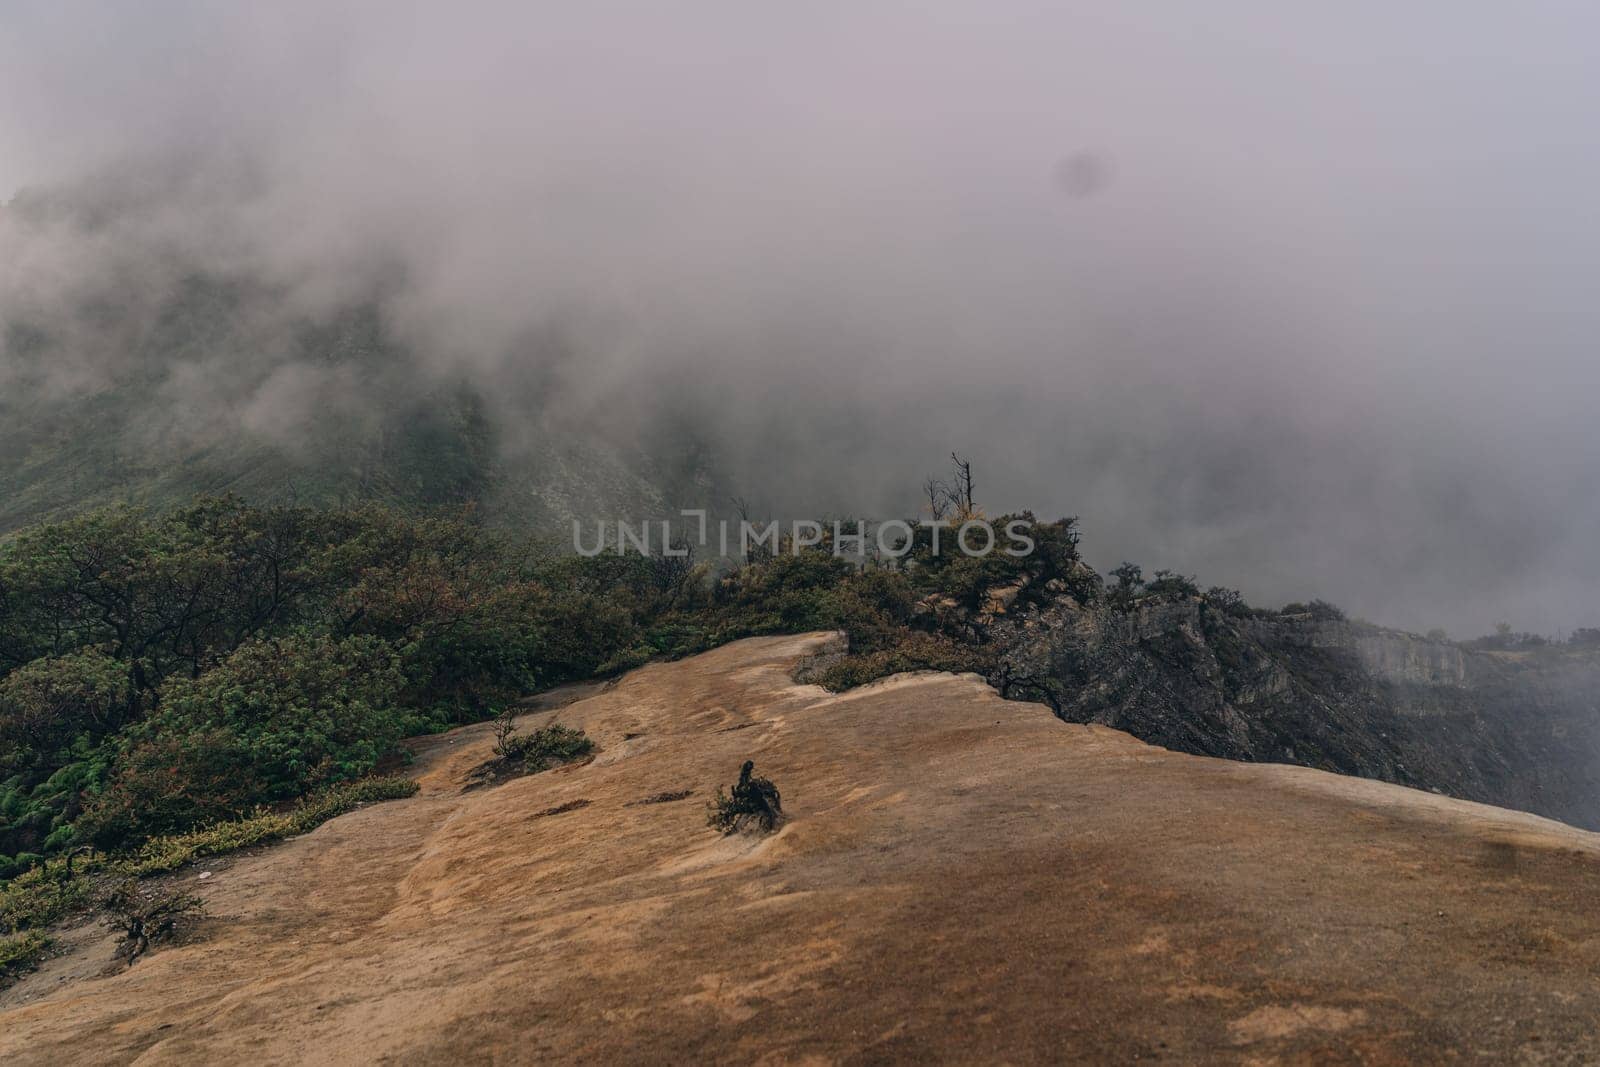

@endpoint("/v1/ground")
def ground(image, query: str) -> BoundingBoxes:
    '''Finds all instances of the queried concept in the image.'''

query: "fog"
[3,2,1599,636]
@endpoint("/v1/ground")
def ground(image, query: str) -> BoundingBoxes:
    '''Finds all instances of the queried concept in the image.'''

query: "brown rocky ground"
[2,632,1598,1064]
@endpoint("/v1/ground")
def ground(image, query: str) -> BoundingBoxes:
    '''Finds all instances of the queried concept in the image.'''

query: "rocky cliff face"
[1302,623,1469,688]
[959,575,1600,830]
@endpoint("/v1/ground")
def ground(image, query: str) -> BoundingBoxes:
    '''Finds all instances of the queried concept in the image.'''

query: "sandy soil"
[2,632,1598,1065]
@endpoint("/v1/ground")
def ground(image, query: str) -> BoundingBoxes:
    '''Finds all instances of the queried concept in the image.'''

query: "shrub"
[159,633,408,796]
[102,879,204,965]
[832,568,916,654]
[0,930,50,979]
[0,648,132,777]
[0,861,92,932]
[708,761,782,834]
[1204,586,1251,617]
[0,649,131,860]
[1144,570,1200,599]
[1108,562,1144,607]
[497,724,594,771]
[520,589,640,685]
[711,551,856,637]
[77,727,270,848]
[491,707,519,759]
[816,633,994,692]
[1306,599,1347,622]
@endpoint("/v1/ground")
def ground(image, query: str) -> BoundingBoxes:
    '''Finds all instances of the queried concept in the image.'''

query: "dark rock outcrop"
[961,576,1600,829]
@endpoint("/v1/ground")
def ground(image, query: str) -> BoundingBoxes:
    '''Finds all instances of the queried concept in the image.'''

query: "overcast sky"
[2,2,1599,635]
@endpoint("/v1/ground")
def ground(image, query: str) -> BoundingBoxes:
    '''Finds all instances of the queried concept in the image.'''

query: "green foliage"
[1108,562,1144,607]
[0,495,1089,870]
[0,774,416,986]
[1204,586,1251,617]
[73,728,267,851]
[122,776,417,877]
[0,861,92,933]
[900,514,1076,609]
[80,635,407,848]
[0,648,132,774]
[712,551,857,635]
[156,634,406,796]
[1144,570,1200,599]
[494,724,594,772]
[816,633,994,692]
[1306,599,1347,622]
[0,930,50,979]
[829,568,916,653]
[0,498,589,865]
[1111,559,1217,609]
[0,649,130,860]
[1467,625,1552,651]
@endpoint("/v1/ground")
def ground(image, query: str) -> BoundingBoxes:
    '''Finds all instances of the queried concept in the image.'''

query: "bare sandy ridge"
[2,632,1598,1064]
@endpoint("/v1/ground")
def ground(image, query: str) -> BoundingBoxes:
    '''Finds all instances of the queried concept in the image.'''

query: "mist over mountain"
[4,3,1600,636]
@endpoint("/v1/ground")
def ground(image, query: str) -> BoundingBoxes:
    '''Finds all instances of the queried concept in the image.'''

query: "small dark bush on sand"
[708,761,782,834]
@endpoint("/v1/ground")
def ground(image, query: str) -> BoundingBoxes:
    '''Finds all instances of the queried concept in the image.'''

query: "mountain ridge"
[3,633,1597,1064]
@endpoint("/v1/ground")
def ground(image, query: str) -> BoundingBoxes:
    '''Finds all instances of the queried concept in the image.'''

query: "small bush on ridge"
[708,761,782,834]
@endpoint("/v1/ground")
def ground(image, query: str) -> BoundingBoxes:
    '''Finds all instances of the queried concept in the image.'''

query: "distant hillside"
[0,357,715,537]
[0,188,722,535]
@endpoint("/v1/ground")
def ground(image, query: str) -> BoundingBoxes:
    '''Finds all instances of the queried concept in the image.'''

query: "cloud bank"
[3,2,1599,635]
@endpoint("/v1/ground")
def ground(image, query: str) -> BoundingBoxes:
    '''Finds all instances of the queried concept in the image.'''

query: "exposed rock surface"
[979,578,1600,829]
[4,633,1599,1064]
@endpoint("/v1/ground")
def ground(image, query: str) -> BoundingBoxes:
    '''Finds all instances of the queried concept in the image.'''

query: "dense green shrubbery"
[78,634,409,846]
[0,498,615,864]
[0,498,1089,874]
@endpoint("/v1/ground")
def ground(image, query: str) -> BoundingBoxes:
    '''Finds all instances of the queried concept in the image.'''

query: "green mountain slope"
[0,287,718,535]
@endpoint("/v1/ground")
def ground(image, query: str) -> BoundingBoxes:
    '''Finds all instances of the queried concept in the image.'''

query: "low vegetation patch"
[471,717,597,788]
[123,776,419,877]
[708,761,783,834]
[103,879,204,966]
[0,930,50,980]
[0,775,417,986]
[0,862,92,934]
[814,633,996,692]
[496,720,595,770]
